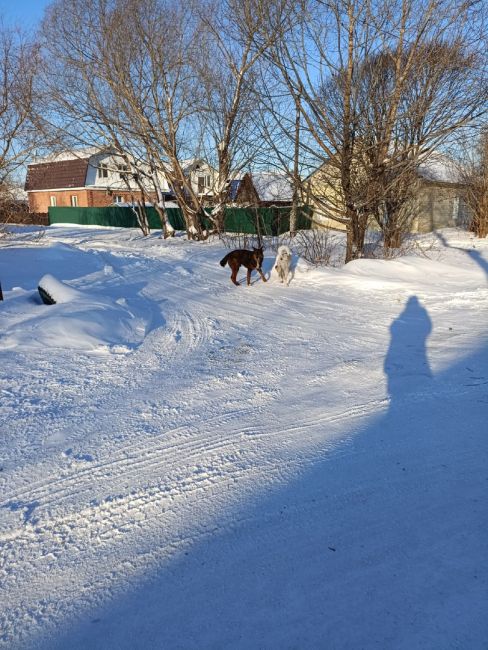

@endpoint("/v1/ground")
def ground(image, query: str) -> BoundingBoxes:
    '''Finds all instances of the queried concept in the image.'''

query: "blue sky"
[0,0,50,29]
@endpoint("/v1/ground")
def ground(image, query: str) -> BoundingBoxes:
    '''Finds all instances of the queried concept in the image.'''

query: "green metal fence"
[48,205,312,234]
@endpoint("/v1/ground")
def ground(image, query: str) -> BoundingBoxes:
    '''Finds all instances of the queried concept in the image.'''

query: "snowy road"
[0,227,487,649]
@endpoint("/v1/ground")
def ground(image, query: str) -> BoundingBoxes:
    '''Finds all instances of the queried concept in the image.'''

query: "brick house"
[25,149,216,213]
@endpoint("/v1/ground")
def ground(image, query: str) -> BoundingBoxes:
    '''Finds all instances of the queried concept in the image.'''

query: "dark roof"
[25,158,90,191]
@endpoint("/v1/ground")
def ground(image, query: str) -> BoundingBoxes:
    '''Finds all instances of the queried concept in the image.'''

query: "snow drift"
[0,274,147,353]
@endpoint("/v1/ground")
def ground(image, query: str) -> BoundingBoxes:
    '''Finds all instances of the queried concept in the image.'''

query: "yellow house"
[306,153,471,233]
[305,160,347,231]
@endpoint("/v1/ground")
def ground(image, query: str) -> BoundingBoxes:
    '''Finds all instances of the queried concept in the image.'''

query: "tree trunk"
[345,206,367,263]
[469,192,488,238]
[178,201,207,241]
[210,145,231,235]
[290,93,301,236]
[151,168,175,239]
[134,200,150,236]
[154,204,174,239]
[383,225,403,249]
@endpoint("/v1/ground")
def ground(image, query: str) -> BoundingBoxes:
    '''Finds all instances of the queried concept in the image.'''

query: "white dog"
[273,245,292,285]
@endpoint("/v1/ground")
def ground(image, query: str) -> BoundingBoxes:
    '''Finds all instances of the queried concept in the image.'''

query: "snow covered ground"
[0,226,487,649]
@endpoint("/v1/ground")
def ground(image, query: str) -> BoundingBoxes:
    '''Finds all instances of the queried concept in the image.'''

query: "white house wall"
[86,153,169,192]
[185,162,216,196]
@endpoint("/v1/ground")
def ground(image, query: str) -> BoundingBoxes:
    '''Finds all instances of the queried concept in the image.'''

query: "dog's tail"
[219,253,230,267]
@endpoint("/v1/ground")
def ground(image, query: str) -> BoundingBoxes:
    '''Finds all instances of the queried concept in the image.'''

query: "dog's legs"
[286,257,292,285]
[230,262,240,286]
[257,268,267,283]
[247,268,252,286]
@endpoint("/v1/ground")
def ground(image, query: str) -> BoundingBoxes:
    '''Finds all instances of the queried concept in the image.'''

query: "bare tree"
[355,39,485,249]
[194,0,292,233]
[39,2,166,235]
[458,128,488,238]
[0,22,41,227]
[42,0,207,239]
[38,0,486,251]
[255,0,486,262]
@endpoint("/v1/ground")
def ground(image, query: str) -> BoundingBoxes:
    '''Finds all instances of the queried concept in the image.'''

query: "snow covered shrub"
[219,231,263,251]
[0,183,45,245]
[360,231,438,260]
[219,228,341,267]
[288,229,336,266]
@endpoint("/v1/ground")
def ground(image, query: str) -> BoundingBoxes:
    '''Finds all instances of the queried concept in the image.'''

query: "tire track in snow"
[3,265,477,536]
[3,366,475,521]
[1,389,389,534]
[0,403,265,512]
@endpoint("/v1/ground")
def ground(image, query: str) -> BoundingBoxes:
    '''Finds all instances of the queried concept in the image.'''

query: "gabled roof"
[229,171,294,204]
[308,151,464,186]
[251,171,293,202]
[417,153,462,184]
[31,146,107,164]
[25,157,91,191]
[180,158,212,173]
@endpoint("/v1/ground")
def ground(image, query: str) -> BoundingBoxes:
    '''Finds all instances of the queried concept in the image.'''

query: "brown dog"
[219,247,267,286]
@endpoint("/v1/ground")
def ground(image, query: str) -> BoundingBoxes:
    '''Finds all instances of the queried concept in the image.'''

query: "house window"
[117,164,129,179]
[98,163,108,179]
[197,175,211,192]
[50,196,57,207]
[114,195,124,204]
[70,195,78,207]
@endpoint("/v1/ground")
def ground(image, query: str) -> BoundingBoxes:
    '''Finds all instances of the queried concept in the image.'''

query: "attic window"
[98,163,108,179]
[117,164,129,179]
[197,175,211,193]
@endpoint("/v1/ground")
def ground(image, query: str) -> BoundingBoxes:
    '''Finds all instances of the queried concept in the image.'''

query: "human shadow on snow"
[32,297,488,650]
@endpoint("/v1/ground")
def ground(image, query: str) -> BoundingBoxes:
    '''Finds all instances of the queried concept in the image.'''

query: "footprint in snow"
[63,448,94,463]
[174,266,191,277]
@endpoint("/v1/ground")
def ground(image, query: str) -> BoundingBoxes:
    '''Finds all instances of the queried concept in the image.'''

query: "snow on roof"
[417,153,462,184]
[113,202,156,208]
[180,158,212,172]
[32,147,110,164]
[251,171,294,202]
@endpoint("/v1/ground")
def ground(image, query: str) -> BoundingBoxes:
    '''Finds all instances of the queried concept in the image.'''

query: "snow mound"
[0,277,147,353]
[342,256,486,290]
[38,273,82,304]
[289,247,488,294]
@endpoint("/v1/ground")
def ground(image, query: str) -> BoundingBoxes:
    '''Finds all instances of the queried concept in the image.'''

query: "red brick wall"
[87,190,115,208]
[29,189,92,213]
[28,189,156,213]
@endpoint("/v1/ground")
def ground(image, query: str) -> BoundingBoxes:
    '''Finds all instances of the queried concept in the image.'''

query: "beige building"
[307,153,471,233]
[414,156,471,232]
